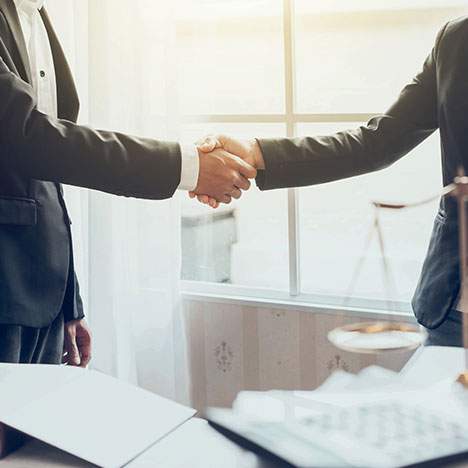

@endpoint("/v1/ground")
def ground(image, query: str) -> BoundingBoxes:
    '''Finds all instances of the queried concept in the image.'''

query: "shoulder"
[439,16,468,43]
[431,15,468,62]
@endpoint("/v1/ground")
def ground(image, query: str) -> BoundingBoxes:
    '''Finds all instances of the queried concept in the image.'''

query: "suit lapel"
[0,0,32,83]
[0,1,80,122]
[40,8,79,122]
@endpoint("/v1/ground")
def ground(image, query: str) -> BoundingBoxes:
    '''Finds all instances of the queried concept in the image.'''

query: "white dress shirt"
[12,0,199,191]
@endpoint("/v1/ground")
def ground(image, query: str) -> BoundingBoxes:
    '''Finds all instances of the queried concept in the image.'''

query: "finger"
[236,159,257,179]
[223,152,257,179]
[195,134,215,147]
[234,175,251,192]
[201,196,218,208]
[198,143,215,153]
[230,188,242,200]
[66,334,81,367]
[62,342,68,364]
[189,192,196,199]
[76,322,92,368]
[76,336,92,368]
[197,195,210,204]
[220,195,232,204]
[197,135,220,153]
[79,345,92,368]
[214,134,228,147]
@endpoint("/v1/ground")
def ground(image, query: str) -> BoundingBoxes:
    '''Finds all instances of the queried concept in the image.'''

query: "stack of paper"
[0,364,196,467]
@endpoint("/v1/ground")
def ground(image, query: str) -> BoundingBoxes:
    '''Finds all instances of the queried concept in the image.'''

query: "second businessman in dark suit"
[197,17,468,347]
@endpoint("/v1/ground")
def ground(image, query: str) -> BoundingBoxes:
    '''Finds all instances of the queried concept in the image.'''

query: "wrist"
[178,144,200,191]
[250,139,265,170]
[193,148,203,192]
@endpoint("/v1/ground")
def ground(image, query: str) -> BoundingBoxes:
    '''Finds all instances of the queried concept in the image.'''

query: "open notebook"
[0,364,195,467]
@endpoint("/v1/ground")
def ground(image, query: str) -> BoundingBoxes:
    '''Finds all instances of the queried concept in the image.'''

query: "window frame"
[180,0,423,317]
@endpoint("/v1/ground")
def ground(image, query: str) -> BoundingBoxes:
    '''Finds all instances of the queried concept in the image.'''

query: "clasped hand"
[190,135,265,208]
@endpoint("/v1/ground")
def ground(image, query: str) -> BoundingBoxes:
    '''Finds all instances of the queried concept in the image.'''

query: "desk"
[0,418,280,468]
[2,347,468,468]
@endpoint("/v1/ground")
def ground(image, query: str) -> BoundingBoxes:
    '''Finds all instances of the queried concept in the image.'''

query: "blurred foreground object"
[328,321,426,354]
[207,356,468,467]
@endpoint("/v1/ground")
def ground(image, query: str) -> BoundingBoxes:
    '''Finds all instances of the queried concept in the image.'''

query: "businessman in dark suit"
[0,0,256,366]
[196,17,468,347]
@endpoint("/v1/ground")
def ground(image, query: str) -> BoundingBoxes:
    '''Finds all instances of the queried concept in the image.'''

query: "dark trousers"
[425,309,464,347]
[0,253,77,365]
[0,312,64,364]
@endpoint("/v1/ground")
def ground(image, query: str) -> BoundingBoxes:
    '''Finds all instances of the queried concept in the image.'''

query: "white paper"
[231,361,468,423]
[127,419,245,468]
[219,356,468,468]
[0,364,195,467]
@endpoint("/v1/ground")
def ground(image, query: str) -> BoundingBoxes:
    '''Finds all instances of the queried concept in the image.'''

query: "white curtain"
[46,0,190,405]
[46,0,90,314]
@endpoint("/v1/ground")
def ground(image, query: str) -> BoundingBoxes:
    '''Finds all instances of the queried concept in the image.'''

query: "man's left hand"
[63,319,92,367]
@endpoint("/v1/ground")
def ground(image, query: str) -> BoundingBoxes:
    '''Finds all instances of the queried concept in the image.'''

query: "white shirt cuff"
[178,144,200,191]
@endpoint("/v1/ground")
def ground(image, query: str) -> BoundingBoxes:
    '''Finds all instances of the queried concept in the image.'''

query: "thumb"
[197,135,220,153]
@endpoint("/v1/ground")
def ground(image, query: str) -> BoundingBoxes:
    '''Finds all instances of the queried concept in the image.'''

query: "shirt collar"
[13,0,46,16]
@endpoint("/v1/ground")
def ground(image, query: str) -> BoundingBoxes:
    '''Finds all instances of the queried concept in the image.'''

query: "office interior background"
[50,0,468,410]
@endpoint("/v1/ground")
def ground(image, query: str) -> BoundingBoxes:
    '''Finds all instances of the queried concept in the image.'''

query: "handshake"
[189,135,266,209]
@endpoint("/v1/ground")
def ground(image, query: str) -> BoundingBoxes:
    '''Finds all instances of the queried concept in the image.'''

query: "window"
[179,0,468,311]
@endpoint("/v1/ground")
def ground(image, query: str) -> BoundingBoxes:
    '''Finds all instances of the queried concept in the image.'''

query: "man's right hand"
[193,148,257,204]
[198,135,265,170]
[191,135,265,208]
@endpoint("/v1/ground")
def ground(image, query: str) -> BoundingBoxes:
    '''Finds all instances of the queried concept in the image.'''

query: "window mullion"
[283,0,300,297]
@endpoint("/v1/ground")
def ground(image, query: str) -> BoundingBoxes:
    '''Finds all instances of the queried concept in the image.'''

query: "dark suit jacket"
[256,17,468,329]
[0,0,182,327]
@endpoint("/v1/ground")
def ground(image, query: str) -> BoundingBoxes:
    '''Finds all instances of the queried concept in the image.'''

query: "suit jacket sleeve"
[0,57,181,200]
[256,24,448,191]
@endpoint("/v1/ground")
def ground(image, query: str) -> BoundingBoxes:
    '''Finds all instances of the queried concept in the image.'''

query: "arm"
[255,24,447,191]
[0,56,180,199]
[0,56,257,201]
